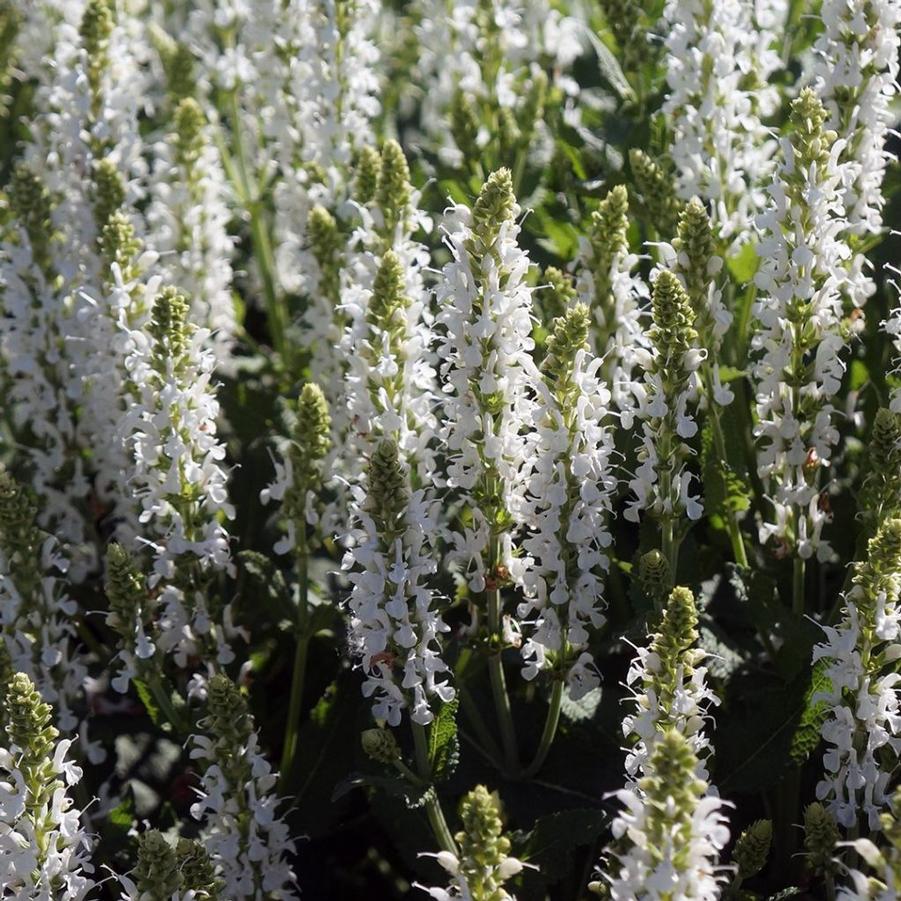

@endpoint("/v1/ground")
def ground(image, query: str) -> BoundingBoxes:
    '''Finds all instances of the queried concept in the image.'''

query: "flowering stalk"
[839,788,901,899]
[437,167,538,772]
[519,304,616,775]
[0,672,95,899]
[621,586,719,780]
[189,673,297,899]
[813,517,901,833]
[595,729,729,899]
[574,184,650,428]
[752,87,852,601]
[418,784,525,901]
[626,269,703,583]
[671,198,747,566]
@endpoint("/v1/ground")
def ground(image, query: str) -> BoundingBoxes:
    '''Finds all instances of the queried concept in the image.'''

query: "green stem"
[145,671,189,735]
[279,532,310,789]
[412,723,459,856]
[792,554,806,617]
[523,678,563,778]
[486,537,520,775]
[459,686,504,767]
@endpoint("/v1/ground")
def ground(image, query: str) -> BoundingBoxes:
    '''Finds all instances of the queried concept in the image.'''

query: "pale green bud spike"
[450,90,479,161]
[519,69,548,138]
[674,197,715,315]
[174,97,205,170]
[541,266,576,323]
[638,549,671,607]
[290,383,331,492]
[79,0,114,115]
[368,249,408,329]
[790,87,835,173]
[733,819,772,879]
[471,168,516,249]
[308,205,342,301]
[599,0,644,71]
[853,518,901,615]
[9,164,54,272]
[149,286,193,360]
[860,408,901,528]
[175,838,220,900]
[376,140,411,236]
[455,785,513,899]
[366,439,409,542]
[650,270,698,362]
[498,107,521,157]
[205,673,254,747]
[162,43,196,103]
[92,157,126,237]
[361,727,401,764]
[100,209,141,279]
[133,831,183,901]
[542,303,590,387]
[652,585,699,665]
[354,145,381,204]
[105,543,146,634]
[6,672,57,762]
[589,184,629,312]
[629,149,682,238]
[803,802,839,876]
[0,465,40,548]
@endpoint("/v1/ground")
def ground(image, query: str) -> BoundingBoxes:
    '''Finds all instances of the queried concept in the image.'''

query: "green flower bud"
[588,184,630,314]
[541,266,576,324]
[455,785,518,900]
[366,439,409,542]
[133,831,182,901]
[650,270,698,365]
[629,149,682,239]
[790,88,835,173]
[733,819,772,878]
[149,286,193,362]
[450,90,479,162]
[599,0,645,71]
[174,96,205,170]
[542,303,590,389]
[105,542,147,637]
[354,145,381,204]
[803,802,839,876]
[175,837,220,899]
[361,727,400,764]
[637,549,672,606]
[0,466,40,549]
[308,205,343,302]
[162,42,196,103]
[860,408,901,529]
[673,197,716,318]
[92,157,126,237]
[79,0,114,115]
[9,164,54,273]
[289,382,331,494]
[205,673,253,748]
[6,672,57,762]
[376,139,411,237]
[99,209,141,281]
[852,518,901,620]
[652,586,699,665]
[369,249,408,331]
[498,106,521,158]
[471,168,516,250]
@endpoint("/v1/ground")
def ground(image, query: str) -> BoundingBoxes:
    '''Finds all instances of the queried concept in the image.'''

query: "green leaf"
[106,786,136,844]
[584,30,634,101]
[519,808,608,881]
[237,549,294,622]
[701,419,751,532]
[332,772,433,810]
[428,698,460,783]
[560,686,602,723]
[789,658,831,765]
[727,241,760,283]
[134,679,162,728]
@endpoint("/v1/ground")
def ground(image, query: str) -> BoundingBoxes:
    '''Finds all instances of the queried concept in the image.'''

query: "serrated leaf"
[789,658,831,765]
[583,28,634,101]
[428,698,459,783]
[519,808,608,881]
[106,787,136,843]
[767,890,802,900]
[727,241,760,283]
[133,679,162,728]
[332,772,433,810]
[237,549,293,621]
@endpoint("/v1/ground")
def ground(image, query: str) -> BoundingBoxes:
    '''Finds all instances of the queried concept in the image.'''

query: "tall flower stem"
[486,534,520,775]
[793,555,806,617]
[412,722,459,855]
[280,528,310,789]
[523,679,563,778]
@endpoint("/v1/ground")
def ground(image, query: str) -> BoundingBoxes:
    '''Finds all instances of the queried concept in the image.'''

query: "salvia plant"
[0,0,900,898]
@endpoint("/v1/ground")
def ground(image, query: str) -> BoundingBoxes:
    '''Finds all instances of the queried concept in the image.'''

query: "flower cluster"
[189,674,297,899]
[344,439,454,726]
[813,518,901,831]
[752,88,850,562]
[0,672,94,899]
